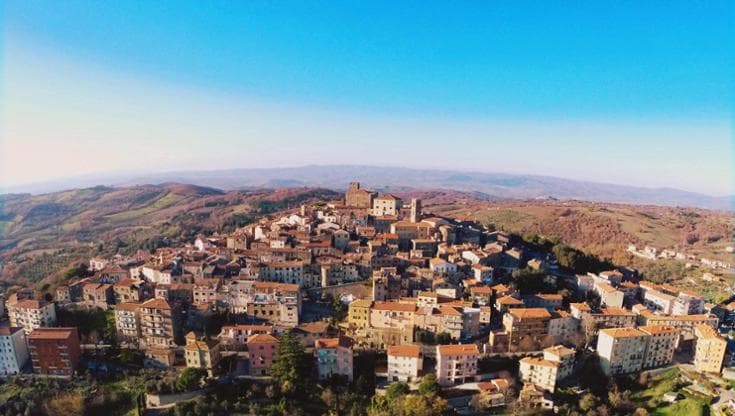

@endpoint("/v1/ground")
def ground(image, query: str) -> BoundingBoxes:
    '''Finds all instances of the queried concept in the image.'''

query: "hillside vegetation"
[0,184,339,289]
[428,200,733,265]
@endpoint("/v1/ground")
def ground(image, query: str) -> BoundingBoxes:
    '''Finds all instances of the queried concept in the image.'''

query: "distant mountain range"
[3,165,732,210]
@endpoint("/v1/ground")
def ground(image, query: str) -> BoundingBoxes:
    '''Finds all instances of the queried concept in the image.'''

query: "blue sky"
[2,1,733,195]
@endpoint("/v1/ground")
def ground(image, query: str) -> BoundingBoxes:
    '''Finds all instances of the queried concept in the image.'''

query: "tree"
[578,393,597,412]
[385,382,410,402]
[436,332,452,345]
[270,331,313,397]
[175,367,205,392]
[417,374,439,397]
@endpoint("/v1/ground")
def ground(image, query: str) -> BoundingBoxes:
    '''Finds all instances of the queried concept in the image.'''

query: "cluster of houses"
[0,181,733,412]
[628,244,732,271]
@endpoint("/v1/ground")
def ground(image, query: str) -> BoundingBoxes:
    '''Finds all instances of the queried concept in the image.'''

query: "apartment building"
[348,299,372,332]
[0,326,29,375]
[518,345,575,393]
[28,327,81,377]
[638,311,718,340]
[113,278,145,303]
[643,289,675,314]
[502,308,551,352]
[672,291,705,316]
[184,332,222,375]
[218,325,274,346]
[436,343,480,386]
[372,194,402,216]
[247,333,279,376]
[139,298,177,348]
[639,326,678,369]
[594,282,624,308]
[315,336,354,381]
[114,302,141,343]
[387,345,423,382]
[597,328,648,376]
[8,300,57,334]
[82,283,114,306]
[693,324,726,373]
[228,281,301,327]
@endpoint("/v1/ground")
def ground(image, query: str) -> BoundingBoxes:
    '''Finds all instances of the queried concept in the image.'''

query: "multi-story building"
[8,300,57,334]
[315,336,354,381]
[139,298,177,348]
[28,327,81,377]
[638,310,718,340]
[594,282,624,308]
[548,311,578,342]
[639,326,678,369]
[693,324,726,373]
[672,291,705,316]
[228,281,301,327]
[372,194,402,217]
[387,345,423,382]
[518,345,575,393]
[193,278,221,306]
[247,333,279,376]
[348,299,373,332]
[218,325,274,346]
[184,332,221,375]
[83,283,114,306]
[113,278,145,303]
[643,289,675,314]
[436,343,479,386]
[345,182,375,208]
[502,308,551,352]
[0,326,29,375]
[114,302,141,343]
[597,328,648,376]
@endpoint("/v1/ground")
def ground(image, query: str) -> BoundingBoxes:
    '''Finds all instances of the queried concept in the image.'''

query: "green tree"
[175,368,205,392]
[417,374,439,397]
[270,331,313,397]
[385,382,409,402]
[436,332,452,345]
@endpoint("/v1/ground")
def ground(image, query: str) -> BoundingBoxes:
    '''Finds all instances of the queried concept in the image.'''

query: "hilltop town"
[0,181,734,416]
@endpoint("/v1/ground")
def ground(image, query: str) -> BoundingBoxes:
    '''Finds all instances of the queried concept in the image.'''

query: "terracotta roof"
[598,307,635,316]
[496,295,523,305]
[373,302,417,312]
[222,325,274,333]
[520,357,559,368]
[0,326,23,336]
[570,302,591,311]
[507,308,551,319]
[295,321,330,334]
[115,302,140,312]
[349,299,373,308]
[438,306,463,316]
[694,324,723,340]
[639,325,678,335]
[12,300,49,309]
[28,327,77,340]
[316,336,353,349]
[247,333,278,344]
[599,327,647,338]
[141,298,171,310]
[438,343,480,356]
[388,345,421,358]
[543,345,575,357]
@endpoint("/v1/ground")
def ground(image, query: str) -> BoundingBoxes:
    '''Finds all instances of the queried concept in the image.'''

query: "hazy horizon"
[2,2,733,195]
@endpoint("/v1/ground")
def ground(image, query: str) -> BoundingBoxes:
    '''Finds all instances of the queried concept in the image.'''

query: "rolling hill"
[0,184,339,288]
[5,165,732,210]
